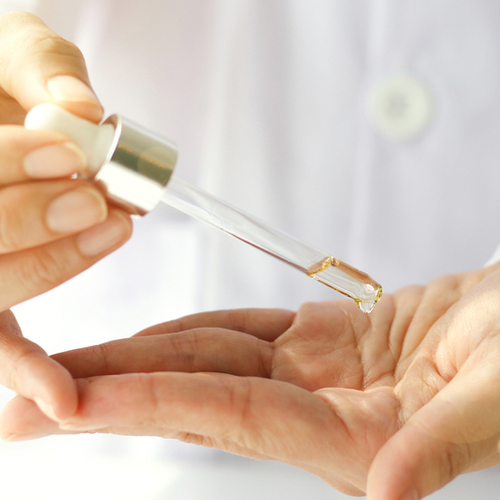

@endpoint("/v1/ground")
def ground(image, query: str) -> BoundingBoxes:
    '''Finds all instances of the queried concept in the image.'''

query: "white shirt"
[23,0,500,310]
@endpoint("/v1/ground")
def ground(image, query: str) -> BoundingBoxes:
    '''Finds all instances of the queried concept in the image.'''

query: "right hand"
[0,12,132,421]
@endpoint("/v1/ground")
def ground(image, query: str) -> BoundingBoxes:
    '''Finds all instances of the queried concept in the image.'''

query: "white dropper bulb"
[24,104,178,215]
[25,103,115,176]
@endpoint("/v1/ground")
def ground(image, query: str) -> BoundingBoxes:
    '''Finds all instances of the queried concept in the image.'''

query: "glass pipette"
[162,177,382,313]
[25,104,383,313]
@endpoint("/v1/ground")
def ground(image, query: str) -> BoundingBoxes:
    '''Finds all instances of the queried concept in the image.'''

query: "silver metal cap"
[94,115,178,216]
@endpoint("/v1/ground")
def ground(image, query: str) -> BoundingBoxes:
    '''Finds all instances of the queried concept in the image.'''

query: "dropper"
[25,104,382,313]
[163,178,382,312]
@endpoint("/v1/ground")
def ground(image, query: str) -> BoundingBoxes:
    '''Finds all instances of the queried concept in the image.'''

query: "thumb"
[0,11,103,122]
[0,310,78,423]
[366,366,500,500]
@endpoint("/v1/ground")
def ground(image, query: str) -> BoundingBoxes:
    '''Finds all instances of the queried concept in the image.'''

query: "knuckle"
[81,342,111,374]
[17,245,73,293]
[6,25,87,89]
[29,34,84,63]
[168,332,197,372]
[138,374,162,422]
[221,376,254,440]
[25,33,86,77]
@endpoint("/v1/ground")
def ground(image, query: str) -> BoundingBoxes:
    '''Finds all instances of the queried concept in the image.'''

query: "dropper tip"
[356,285,383,313]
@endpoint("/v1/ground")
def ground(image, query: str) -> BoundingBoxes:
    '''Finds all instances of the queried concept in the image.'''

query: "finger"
[0,381,361,497]
[0,180,108,254]
[0,12,102,121]
[52,373,370,495]
[0,311,77,422]
[0,126,87,184]
[136,308,295,341]
[0,208,132,310]
[74,373,318,441]
[4,374,316,441]
[0,396,67,441]
[52,328,273,379]
[62,373,336,458]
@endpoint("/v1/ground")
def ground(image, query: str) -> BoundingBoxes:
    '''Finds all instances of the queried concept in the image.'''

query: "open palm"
[3,265,500,500]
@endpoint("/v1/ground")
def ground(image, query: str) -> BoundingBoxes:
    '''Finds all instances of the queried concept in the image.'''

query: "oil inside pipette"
[307,257,383,313]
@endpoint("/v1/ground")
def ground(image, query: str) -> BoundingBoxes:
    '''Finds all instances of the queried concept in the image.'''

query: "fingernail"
[47,75,103,122]
[47,75,99,106]
[76,210,131,257]
[46,186,107,233]
[23,142,87,178]
[34,397,59,422]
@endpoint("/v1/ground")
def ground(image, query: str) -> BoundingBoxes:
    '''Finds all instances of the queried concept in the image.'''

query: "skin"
[0,11,132,421]
[3,265,500,500]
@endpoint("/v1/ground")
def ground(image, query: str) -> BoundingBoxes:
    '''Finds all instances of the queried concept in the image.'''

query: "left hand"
[0,11,132,422]
[3,265,500,500]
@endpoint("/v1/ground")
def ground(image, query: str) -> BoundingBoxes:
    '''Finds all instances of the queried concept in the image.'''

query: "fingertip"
[33,393,80,423]
[16,352,79,422]
[76,208,132,258]
[0,395,62,441]
[0,14,103,121]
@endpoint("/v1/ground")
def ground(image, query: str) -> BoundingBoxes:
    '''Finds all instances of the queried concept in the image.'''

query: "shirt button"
[367,73,434,142]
